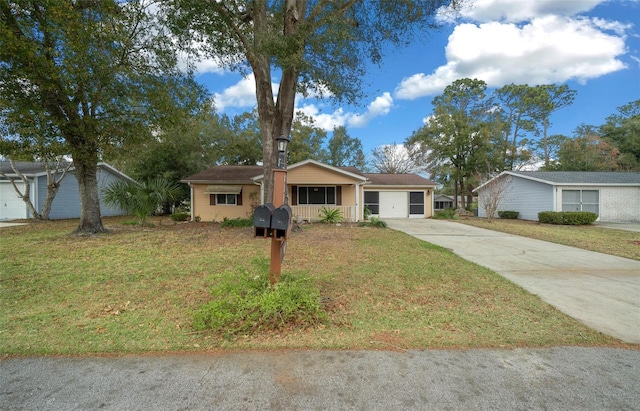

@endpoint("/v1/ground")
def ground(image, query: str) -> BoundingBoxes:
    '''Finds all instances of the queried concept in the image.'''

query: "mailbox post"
[269,135,291,284]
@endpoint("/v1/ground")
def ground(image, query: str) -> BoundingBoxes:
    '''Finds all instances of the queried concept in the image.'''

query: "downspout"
[354,182,360,222]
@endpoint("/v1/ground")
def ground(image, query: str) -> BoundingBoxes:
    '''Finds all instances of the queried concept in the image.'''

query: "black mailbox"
[271,204,292,239]
[253,203,275,238]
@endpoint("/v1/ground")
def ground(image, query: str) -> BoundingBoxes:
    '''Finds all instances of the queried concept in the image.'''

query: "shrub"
[363,206,372,221]
[170,212,190,222]
[220,217,253,228]
[538,211,564,224]
[193,259,327,336]
[538,211,598,225]
[434,208,456,219]
[562,211,598,225]
[318,206,343,224]
[498,210,519,219]
[357,217,387,228]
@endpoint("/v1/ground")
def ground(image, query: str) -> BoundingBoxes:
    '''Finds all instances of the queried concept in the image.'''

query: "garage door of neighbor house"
[0,181,27,220]
[379,191,409,218]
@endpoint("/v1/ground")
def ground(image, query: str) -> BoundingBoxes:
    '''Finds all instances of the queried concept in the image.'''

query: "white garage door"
[0,181,28,220]
[379,191,408,218]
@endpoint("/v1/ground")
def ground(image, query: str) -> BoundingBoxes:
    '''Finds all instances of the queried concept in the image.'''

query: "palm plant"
[103,178,181,226]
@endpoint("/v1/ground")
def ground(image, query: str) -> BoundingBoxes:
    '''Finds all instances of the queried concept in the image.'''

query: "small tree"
[0,158,73,221]
[479,176,511,223]
[103,178,181,227]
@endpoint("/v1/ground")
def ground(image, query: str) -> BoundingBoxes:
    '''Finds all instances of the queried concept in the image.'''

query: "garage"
[364,190,425,219]
[0,181,29,220]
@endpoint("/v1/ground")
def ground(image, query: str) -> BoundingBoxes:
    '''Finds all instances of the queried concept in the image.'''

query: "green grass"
[0,217,628,356]
[457,218,640,261]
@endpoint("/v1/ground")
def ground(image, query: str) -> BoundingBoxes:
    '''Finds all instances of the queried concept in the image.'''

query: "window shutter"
[336,186,342,205]
[210,194,216,205]
[237,189,243,206]
[291,185,298,205]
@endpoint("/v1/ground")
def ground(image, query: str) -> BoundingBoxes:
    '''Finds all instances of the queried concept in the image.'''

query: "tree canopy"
[167,0,457,203]
[1,0,205,233]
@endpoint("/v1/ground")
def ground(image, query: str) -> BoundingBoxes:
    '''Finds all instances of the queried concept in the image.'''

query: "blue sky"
[191,0,640,157]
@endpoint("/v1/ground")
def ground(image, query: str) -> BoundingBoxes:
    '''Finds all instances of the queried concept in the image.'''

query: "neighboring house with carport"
[475,171,640,222]
[0,161,135,220]
[181,159,438,222]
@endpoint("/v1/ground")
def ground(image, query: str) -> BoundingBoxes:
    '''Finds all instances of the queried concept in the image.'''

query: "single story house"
[433,194,455,210]
[181,159,438,222]
[0,161,135,220]
[474,171,640,222]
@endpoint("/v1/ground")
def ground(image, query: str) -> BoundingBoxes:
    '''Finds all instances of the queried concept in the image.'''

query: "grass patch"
[0,217,628,356]
[458,218,640,261]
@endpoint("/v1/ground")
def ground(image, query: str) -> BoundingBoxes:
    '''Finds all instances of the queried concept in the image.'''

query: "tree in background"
[168,0,459,204]
[551,125,621,171]
[1,1,205,233]
[600,99,640,170]
[530,84,577,168]
[369,143,427,174]
[326,126,366,169]
[408,78,500,209]
[493,84,538,170]
[288,112,328,164]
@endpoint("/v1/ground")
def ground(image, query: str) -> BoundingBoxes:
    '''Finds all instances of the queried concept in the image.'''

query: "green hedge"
[538,211,598,225]
[498,210,519,219]
[170,212,190,221]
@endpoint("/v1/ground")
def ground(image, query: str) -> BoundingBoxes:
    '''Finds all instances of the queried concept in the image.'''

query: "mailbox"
[253,203,275,238]
[271,204,292,240]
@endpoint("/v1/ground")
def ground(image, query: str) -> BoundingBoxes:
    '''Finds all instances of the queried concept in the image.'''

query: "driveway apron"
[385,219,640,344]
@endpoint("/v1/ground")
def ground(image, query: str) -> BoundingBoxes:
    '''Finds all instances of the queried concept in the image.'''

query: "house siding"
[288,163,359,185]
[478,175,554,220]
[555,186,640,222]
[192,183,260,222]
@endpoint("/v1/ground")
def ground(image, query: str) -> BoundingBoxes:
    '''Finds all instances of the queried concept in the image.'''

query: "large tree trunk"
[252,0,302,204]
[72,159,104,234]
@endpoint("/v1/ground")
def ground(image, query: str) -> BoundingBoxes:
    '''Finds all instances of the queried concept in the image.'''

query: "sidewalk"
[385,219,640,344]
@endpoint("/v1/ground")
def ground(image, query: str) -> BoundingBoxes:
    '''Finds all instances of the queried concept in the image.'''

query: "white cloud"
[347,92,393,127]
[458,0,603,23]
[394,15,628,100]
[294,92,393,131]
[213,75,258,111]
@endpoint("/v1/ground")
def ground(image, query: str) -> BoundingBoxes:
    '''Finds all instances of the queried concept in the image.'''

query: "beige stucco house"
[181,159,438,222]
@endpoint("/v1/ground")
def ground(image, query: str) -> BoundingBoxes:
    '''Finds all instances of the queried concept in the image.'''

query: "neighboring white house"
[474,171,640,223]
[0,161,135,220]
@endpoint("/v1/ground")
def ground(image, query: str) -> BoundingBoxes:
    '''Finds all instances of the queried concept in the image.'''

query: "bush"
[357,217,387,228]
[318,206,343,224]
[170,212,190,222]
[538,211,598,225]
[193,259,327,336]
[538,211,564,224]
[220,217,253,228]
[498,210,519,219]
[434,208,456,219]
[562,211,598,225]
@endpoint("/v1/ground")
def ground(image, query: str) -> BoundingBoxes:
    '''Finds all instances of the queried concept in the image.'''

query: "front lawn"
[457,218,640,261]
[0,217,626,356]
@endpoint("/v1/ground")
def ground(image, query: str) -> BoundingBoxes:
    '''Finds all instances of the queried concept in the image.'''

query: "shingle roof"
[510,171,640,185]
[363,173,438,186]
[0,161,72,175]
[181,165,264,183]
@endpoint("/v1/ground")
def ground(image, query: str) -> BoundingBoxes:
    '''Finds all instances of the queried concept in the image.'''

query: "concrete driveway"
[386,219,640,344]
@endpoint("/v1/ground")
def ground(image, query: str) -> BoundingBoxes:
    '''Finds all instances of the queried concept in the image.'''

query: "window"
[409,191,424,215]
[209,192,243,206]
[562,190,599,215]
[297,186,337,205]
[364,191,379,214]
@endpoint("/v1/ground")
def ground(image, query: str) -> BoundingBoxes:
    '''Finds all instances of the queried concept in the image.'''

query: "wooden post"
[269,169,287,284]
